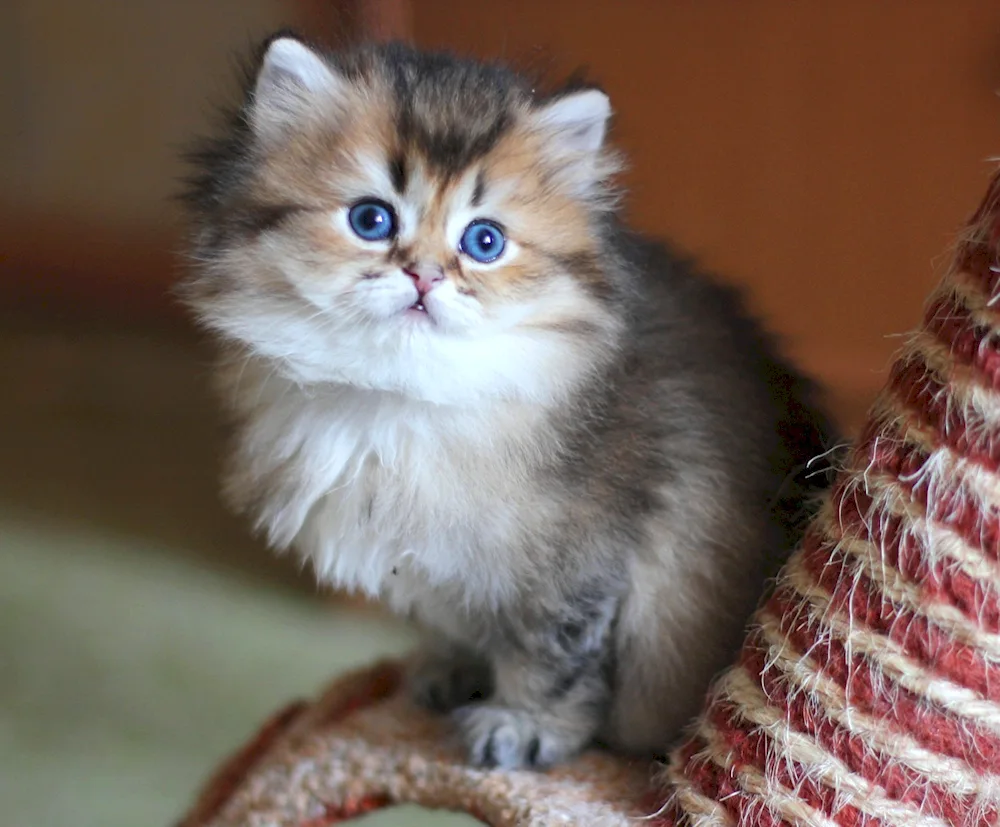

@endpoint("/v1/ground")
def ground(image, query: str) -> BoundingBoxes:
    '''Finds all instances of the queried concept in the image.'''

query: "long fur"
[180,35,835,769]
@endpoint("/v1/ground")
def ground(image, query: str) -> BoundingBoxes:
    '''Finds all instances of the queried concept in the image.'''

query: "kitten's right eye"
[348,200,396,241]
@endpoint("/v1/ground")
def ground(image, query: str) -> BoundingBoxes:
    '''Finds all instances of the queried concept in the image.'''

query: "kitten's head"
[182,35,628,406]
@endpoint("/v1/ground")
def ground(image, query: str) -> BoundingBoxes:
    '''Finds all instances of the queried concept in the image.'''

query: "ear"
[251,37,344,139]
[531,89,611,155]
[528,89,616,198]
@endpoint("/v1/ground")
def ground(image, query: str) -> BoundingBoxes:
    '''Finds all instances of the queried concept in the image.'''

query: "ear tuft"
[533,89,611,154]
[251,37,342,138]
[528,88,618,201]
[258,37,337,96]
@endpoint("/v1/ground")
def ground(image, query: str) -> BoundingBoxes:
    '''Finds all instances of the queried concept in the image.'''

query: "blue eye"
[348,200,396,241]
[460,220,506,263]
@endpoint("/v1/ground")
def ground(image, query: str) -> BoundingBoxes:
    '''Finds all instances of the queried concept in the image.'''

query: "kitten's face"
[185,39,625,406]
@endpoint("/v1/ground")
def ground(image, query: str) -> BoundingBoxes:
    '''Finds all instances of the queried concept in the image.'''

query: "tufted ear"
[532,89,611,154]
[528,89,615,197]
[251,37,345,140]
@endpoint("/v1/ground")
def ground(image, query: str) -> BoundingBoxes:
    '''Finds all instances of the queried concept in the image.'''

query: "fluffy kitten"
[181,34,834,770]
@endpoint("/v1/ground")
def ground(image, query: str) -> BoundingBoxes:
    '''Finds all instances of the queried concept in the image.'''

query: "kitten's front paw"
[408,653,492,713]
[453,705,584,770]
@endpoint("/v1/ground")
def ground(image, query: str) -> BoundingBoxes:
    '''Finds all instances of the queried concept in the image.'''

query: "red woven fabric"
[663,173,1000,826]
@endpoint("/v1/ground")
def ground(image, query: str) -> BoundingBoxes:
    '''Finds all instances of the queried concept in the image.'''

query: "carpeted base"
[177,661,666,827]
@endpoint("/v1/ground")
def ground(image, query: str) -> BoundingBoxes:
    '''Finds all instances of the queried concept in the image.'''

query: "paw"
[453,705,584,770]
[408,654,492,713]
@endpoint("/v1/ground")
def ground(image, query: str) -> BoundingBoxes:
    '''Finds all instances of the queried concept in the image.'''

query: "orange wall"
[412,2,1000,420]
[6,2,1000,424]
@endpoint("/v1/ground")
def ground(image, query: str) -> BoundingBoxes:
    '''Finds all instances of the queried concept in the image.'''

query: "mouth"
[403,299,432,321]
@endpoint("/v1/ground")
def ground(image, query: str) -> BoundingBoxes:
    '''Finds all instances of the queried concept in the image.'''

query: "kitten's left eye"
[348,200,396,241]
[460,220,506,263]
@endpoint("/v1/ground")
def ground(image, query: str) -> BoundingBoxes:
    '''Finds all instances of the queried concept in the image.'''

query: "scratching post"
[177,170,1000,827]
[662,176,1000,824]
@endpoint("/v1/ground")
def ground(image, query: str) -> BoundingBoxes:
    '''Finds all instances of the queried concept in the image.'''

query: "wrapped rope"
[664,171,1000,827]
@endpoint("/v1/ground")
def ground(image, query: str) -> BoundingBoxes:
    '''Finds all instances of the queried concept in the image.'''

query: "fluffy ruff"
[177,170,1000,826]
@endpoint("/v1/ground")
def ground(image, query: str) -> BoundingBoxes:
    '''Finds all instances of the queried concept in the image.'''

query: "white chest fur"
[227,376,549,614]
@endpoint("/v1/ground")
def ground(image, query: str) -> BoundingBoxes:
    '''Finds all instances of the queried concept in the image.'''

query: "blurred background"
[3,2,1000,825]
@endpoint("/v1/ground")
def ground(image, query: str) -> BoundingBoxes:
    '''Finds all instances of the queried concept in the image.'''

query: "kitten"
[181,34,834,770]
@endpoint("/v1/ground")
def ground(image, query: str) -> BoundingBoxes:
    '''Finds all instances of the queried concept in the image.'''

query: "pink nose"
[403,263,445,296]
